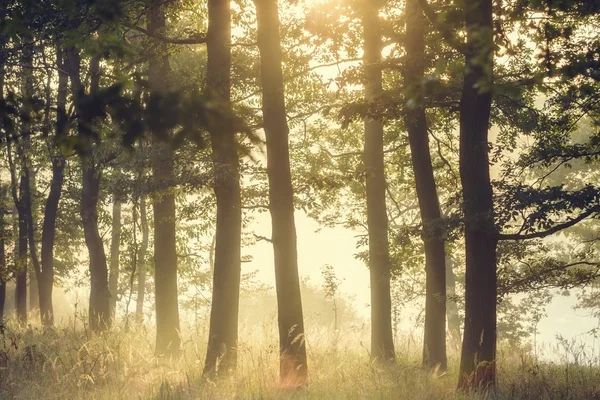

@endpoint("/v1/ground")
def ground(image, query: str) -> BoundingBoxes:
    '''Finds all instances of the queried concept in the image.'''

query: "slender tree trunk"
[135,196,148,323]
[403,0,446,371]
[16,175,27,324]
[25,164,40,316]
[38,46,68,326]
[108,199,122,319]
[362,2,395,362]
[66,49,111,332]
[254,0,308,386]
[0,194,6,322]
[446,256,461,348]
[204,0,242,376]
[457,0,497,390]
[0,29,6,322]
[0,227,5,321]
[148,0,181,356]
[12,41,35,325]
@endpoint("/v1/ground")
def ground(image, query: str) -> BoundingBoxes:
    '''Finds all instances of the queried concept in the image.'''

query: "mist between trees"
[2,0,600,398]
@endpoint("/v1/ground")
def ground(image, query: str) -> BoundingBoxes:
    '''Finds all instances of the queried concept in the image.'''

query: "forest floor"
[1,316,599,400]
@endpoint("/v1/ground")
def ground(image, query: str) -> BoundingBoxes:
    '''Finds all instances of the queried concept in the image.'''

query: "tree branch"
[498,206,600,241]
[125,23,207,45]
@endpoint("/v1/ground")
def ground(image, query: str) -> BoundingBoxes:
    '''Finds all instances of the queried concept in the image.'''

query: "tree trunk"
[148,0,181,356]
[16,174,28,324]
[108,199,122,319]
[12,41,35,325]
[403,0,446,371]
[204,0,242,376]
[362,2,395,362]
[457,0,497,390]
[0,187,7,321]
[67,49,111,332]
[25,164,40,315]
[38,46,68,326]
[446,256,461,348]
[0,230,5,321]
[0,22,5,322]
[135,196,148,323]
[254,0,308,386]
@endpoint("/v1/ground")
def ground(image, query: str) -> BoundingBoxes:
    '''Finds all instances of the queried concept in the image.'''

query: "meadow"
[1,314,599,400]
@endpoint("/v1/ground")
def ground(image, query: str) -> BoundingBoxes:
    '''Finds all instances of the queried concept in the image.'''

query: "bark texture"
[204,0,242,376]
[362,1,395,362]
[254,0,308,386]
[404,0,446,371]
[148,0,181,356]
[457,0,497,390]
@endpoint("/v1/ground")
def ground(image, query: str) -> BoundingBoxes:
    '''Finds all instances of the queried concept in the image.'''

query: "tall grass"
[1,313,599,399]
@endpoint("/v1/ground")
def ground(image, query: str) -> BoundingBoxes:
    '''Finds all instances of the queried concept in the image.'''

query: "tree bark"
[25,163,40,315]
[457,0,497,390]
[0,21,5,322]
[254,0,308,386]
[362,2,395,362]
[108,199,122,319]
[0,226,5,321]
[66,49,111,332]
[11,40,35,325]
[15,169,28,324]
[148,0,181,356]
[403,0,446,371]
[204,0,242,376]
[38,46,68,326]
[135,196,148,323]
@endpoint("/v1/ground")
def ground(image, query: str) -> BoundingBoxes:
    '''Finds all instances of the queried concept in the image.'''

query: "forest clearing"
[2,0,600,398]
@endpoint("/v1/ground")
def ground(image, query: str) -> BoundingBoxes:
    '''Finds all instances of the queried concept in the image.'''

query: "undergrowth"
[1,314,599,399]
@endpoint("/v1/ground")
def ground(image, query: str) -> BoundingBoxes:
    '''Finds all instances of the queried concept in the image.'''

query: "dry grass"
[1,314,600,399]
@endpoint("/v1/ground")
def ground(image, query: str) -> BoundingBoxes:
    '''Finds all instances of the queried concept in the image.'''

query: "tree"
[361,0,395,362]
[253,0,308,386]
[0,185,7,321]
[7,38,35,325]
[38,45,68,326]
[147,0,181,356]
[66,47,112,332]
[203,0,242,376]
[454,0,497,390]
[403,0,446,370]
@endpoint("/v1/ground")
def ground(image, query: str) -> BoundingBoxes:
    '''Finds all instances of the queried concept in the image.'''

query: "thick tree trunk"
[446,256,461,348]
[204,0,242,376]
[362,2,395,362]
[254,0,308,386]
[66,49,111,332]
[135,196,148,323]
[457,0,497,390]
[403,0,447,371]
[38,47,68,326]
[148,0,181,356]
[108,199,122,319]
